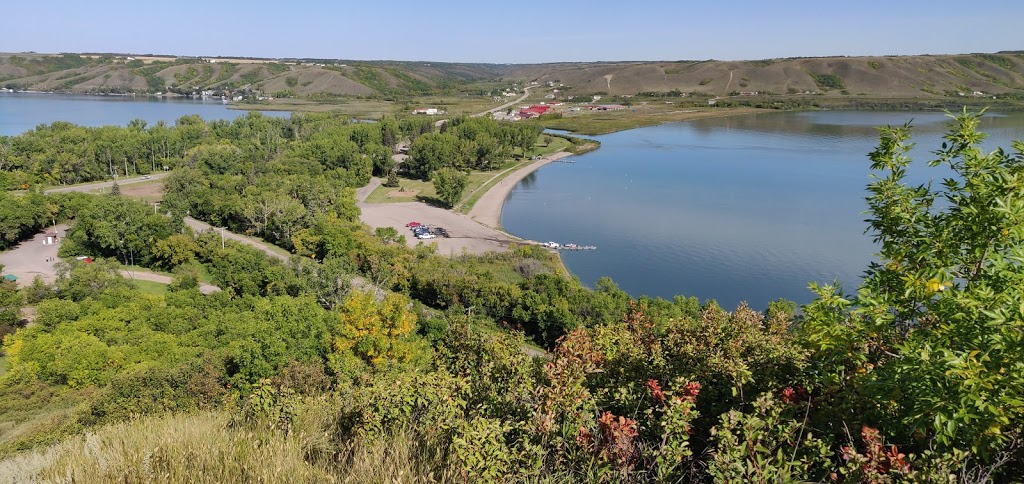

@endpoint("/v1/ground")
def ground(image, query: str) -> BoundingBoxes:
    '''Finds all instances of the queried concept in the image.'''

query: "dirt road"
[184,217,289,262]
[120,270,221,294]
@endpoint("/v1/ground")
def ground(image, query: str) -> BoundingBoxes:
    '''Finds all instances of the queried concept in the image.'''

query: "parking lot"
[359,202,518,255]
[0,225,67,285]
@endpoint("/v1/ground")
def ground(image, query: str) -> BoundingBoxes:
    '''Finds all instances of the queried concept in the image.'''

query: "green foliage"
[810,72,846,90]
[432,167,469,208]
[60,194,178,266]
[708,394,831,482]
[151,233,199,269]
[80,357,227,427]
[404,117,540,179]
[329,290,428,373]
[975,53,1014,70]
[0,280,23,328]
[801,110,1024,471]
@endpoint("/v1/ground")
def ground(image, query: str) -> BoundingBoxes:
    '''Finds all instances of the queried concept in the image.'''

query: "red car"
[406,221,422,228]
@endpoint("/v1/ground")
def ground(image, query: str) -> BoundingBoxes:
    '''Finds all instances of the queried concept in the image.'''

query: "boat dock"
[540,241,596,251]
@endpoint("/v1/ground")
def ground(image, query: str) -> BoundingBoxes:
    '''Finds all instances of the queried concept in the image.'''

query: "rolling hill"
[2,51,1023,101]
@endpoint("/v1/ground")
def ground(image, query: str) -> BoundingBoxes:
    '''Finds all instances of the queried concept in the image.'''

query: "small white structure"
[44,231,58,245]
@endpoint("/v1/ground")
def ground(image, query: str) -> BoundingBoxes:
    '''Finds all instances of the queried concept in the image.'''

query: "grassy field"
[363,170,498,206]
[131,279,169,296]
[234,92,508,118]
[365,134,572,208]
[233,98,400,117]
[0,383,95,458]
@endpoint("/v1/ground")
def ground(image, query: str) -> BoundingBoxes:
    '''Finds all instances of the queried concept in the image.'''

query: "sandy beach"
[357,151,573,255]
[468,151,572,229]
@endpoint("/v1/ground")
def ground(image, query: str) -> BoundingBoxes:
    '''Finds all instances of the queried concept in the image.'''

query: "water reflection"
[503,111,1024,309]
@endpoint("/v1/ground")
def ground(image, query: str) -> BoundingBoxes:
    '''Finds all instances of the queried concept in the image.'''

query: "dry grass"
[0,404,458,483]
[1,412,335,483]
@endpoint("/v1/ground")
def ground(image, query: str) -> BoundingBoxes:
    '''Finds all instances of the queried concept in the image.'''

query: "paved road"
[43,173,170,194]
[356,177,382,203]
[475,86,532,117]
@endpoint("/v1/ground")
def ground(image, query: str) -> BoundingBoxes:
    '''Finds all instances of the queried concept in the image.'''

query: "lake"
[502,111,1024,309]
[0,92,286,136]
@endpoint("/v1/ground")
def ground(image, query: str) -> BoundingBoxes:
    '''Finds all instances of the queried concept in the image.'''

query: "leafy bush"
[810,72,845,90]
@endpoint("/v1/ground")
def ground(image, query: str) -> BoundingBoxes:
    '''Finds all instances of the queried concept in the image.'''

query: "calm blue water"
[0,92,286,135]
[502,111,1024,308]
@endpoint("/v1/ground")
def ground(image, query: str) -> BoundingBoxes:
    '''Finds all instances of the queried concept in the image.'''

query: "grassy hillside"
[3,51,1024,104]
[504,53,1024,99]
[0,54,503,99]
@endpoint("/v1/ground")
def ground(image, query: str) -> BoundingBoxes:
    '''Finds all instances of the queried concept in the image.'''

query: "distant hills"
[2,51,1023,100]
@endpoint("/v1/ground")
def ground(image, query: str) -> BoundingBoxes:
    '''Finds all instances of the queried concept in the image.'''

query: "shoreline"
[468,151,574,229]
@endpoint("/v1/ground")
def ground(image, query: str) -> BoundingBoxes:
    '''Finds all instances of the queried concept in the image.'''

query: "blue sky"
[2,0,1020,63]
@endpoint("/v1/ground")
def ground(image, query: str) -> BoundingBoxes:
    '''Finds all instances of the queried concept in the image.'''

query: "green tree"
[432,167,469,208]
[0,278,24,327]
[152,234,200,269]
[801,110,1024,461]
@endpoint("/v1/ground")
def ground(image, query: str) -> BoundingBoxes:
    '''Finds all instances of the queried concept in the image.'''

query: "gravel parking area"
[0,225,68,285]
[358,202,518,255]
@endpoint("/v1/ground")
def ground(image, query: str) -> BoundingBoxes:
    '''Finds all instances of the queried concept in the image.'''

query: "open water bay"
[502,111,1024,308]
[0,92,285,135]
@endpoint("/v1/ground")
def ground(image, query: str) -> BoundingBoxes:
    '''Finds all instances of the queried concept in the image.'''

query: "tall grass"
[0,408,458,483]
[1,412,334,483]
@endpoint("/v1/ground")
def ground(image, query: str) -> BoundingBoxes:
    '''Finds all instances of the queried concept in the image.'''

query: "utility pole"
[220,227,225,249]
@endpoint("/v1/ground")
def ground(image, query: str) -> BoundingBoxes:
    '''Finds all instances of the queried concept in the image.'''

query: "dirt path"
[184,216,383,296]
[467,151,572,229]
[184,217,289,262]
[120,270,221,294]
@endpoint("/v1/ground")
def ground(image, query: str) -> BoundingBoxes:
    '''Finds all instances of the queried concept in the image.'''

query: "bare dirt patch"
[387,189,419,198]
[119,182,164,202]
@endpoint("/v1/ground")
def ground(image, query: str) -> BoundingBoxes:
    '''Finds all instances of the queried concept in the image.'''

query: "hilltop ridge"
[2,51,1023,102]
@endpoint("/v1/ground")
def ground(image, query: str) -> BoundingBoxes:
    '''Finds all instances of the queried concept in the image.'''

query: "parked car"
[417,233,437,239]
[413,226,430,235]
[406,221,422,228]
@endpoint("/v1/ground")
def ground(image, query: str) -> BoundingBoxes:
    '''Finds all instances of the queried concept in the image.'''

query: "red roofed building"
[519,105,552,118]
